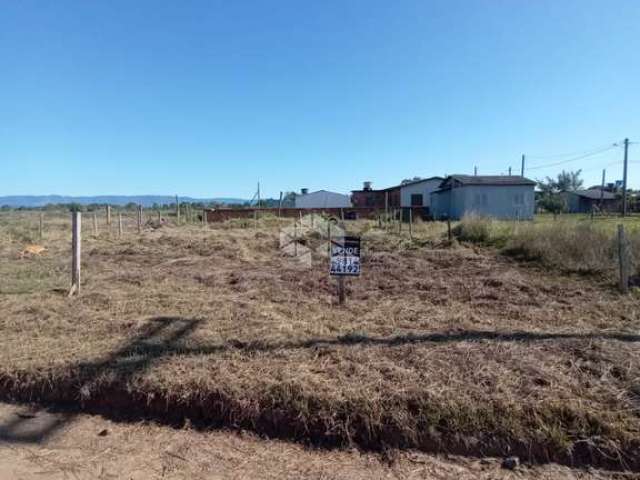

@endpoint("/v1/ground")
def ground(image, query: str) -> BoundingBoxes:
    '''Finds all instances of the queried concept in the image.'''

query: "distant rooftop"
[352,176,444,192]
[441,175,536,187]
[570,189,617,200]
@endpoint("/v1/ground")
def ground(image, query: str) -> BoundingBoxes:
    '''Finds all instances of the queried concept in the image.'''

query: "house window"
[513,193,525,205]
[410,194,423,206]
[473,193,488,207]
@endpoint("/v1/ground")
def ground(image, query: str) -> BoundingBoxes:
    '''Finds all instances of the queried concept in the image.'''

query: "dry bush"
[452,214,495,244]
[454,214,640,279]
[628,229,640,276]
[504,221,640,276]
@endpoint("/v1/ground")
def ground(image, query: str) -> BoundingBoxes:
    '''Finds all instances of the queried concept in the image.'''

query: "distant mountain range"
[0,195,248,208]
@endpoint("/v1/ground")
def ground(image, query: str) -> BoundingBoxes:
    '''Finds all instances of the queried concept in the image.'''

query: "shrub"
[454,215,640,279]
[452,214,494,243]
[503,221,617,275]
[537,194,566,215]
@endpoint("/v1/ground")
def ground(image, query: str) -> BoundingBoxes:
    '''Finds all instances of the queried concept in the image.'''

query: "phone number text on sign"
[330,236,361,276]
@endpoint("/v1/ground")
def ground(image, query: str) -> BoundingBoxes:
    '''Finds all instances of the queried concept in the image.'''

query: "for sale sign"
[330,236,361,276]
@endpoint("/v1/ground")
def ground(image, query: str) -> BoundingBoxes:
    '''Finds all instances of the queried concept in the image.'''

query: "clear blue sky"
[1,0,639,198]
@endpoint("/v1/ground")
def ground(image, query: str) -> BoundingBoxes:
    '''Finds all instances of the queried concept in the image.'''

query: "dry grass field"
[1,210,640,472]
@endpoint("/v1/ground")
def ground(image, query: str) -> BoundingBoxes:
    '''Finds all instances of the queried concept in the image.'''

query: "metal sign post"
[329,236,361,305]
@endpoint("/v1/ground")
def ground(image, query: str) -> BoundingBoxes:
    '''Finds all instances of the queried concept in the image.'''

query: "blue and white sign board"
[330,236,361,276]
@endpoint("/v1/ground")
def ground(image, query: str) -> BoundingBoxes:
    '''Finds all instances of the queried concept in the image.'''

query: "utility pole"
[622,138,629,217]
[600,169,606,208]
[474,166,478,176]
[508,166,512,176]
[521,154,525,177]
[257,182,261,209]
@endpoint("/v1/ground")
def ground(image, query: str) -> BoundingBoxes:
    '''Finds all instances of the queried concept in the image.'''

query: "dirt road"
[0,403,627,480]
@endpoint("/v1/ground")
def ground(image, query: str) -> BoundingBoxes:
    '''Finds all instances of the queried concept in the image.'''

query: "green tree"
[537,170,583,193]
[555,169,583,191]
[536,178,556,195]
[280,192,296,207]
[538,194,566,215]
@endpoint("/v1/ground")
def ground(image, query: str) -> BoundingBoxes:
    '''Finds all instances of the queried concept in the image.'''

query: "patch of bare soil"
[1,217,639,471]
[0,403,630,480]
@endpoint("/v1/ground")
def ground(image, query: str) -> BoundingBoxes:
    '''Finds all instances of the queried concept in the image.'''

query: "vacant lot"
[1,210,640,471]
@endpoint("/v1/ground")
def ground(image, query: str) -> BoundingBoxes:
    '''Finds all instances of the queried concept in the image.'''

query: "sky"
[1,0,639,199]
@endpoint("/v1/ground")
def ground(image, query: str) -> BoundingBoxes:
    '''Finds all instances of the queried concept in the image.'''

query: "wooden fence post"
[106,205,112,226]
[618,224,630,293]
[202,209,207,227]
[447,218,452,242]
[337,276,345,305]
[118,212,123,238]
[137,205,143,233]
[93,212,98,236]
[176,195,180,224]
[294,220,298,256]
[70,211,81,296]
[385,191,389,224]
[409,208,413,240]
[38,211,43,240]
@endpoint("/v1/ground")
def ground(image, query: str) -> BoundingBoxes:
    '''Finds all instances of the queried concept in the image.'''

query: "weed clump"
[504,221,640,277]
[453,214,640,279]
[504,222,610,273]
[452,214,494,244]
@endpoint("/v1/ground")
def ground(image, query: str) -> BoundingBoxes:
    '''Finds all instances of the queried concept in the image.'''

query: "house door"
[410,194,423,206]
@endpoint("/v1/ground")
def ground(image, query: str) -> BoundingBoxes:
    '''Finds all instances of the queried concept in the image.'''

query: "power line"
[580,160,623,173]
[525,144,619,171]
[526,142,620,160]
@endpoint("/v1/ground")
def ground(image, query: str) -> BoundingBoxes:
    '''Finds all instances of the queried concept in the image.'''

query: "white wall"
[399,179,443,207]
[295,191,352,208]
